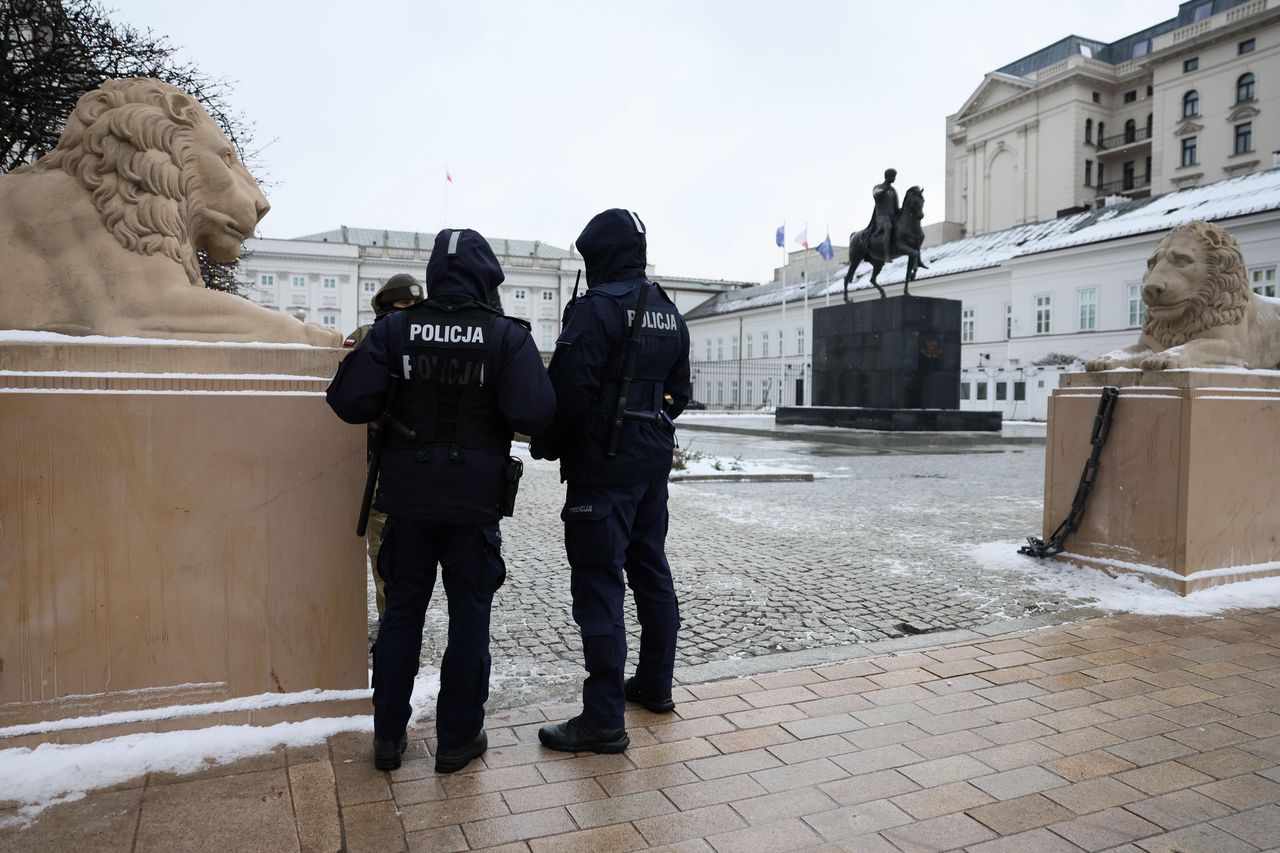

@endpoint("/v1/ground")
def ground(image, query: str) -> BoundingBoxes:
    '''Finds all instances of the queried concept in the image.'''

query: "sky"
[106,0,1180,282]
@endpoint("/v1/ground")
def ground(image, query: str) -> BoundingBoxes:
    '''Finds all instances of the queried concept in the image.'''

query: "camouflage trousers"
[366,509,388,620]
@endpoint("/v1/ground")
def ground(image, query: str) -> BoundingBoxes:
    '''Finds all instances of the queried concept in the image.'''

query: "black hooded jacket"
[531,210,691,485]
[327,229,555,525]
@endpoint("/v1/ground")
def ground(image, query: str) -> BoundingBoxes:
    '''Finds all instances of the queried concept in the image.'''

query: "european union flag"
[817,234,835,261]
[775,225,785,247]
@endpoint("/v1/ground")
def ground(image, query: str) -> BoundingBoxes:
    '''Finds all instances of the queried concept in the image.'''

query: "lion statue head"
[23,77,267,289]
[1141,220,1249,347]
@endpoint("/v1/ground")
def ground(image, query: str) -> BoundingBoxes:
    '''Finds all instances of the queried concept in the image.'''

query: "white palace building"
[239,228,749,357]
[683,0,1280,420]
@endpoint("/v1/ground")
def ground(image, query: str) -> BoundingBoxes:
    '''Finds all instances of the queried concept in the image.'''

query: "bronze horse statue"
[843,186,927,300]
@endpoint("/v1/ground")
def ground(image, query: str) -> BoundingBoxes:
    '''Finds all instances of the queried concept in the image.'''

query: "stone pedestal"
[0,339,369,746]
[1044,370,1280,594]
[780,295,1000,431]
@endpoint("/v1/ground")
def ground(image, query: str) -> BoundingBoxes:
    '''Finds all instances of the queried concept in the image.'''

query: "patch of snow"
[0,716,370,826]
[971,541,1280,616]
[0,330,324,349]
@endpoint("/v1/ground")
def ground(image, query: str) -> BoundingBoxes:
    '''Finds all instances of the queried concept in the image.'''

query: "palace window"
[717,338,723,360]
[542,290,555,301]
[1252,266,1277,297]
[731,335,739,359]
[539,321,555,351]
[761,333,769,357]
[1124,90,1137,104]
[260,274,275,287]
[746,334,754,358]
[705,339,712,360]
[976,382,989,400]
[1078,288,1097,331]
[292,275,306,288]
[960,382,971,401]
[1085,118,1093,143]
[1124,119,1136,144]
[961,307,975,342]
[1237,72,1256,104]
[1013,382,1026,401]
[1005,303,1012,340]
[996,382,1008,401]
[1092,91,1101,104]
[1183,90,1199,118]
[1127,283,1146,327]
[1184,57,1199,72]
[1123,160,1135,190]
[1239,38,1256,55]
[731,382,739,406]
[362,280,376,293]
[1235,122,1254,155]
[1035,294,1052,335]
[1181,136,1198,167]
[322,277,336,289]
[796,328,804,355]
[1085,159,1093,186]
[321,313,337,328]
[716,381,724,405]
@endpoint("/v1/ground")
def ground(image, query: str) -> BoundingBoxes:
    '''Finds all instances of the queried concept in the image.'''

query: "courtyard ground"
[4,420,1280,851]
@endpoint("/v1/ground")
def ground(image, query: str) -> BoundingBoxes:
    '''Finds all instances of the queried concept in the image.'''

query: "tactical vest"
[389,296,512,452]
[591,282,682,416]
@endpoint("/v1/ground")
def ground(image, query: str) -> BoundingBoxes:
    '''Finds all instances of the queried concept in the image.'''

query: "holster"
[501,456,524,517]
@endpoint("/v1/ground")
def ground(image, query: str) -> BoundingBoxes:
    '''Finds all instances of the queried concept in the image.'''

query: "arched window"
[1183,89,1200,117]
[1085,118,1093,143]
[1124,119,1136,143]
[1097,121,1106,146]
[1237,72,1256,103]
[1146,113,1153,136]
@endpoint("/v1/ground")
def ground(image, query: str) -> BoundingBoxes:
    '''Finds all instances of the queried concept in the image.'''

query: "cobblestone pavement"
[372,427,1090,708]
[14,609,1280,852]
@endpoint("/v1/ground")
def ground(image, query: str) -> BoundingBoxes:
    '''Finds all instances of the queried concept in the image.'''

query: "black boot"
[538,715,629,754]
[373,734,407,771]
[625,676,676,714]
[434,730,488,774]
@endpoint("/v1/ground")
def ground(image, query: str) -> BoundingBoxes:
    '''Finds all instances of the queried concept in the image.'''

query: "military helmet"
[372,273,425,315]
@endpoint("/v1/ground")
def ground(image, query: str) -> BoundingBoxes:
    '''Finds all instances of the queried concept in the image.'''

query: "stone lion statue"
[0,78,341,345]
[1085,220,1280,371]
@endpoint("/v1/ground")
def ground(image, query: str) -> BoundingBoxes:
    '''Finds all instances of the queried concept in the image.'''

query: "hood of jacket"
[576,209,647,287]
[425,228,505,301]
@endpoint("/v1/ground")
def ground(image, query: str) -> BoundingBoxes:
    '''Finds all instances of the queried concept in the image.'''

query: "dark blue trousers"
[372,517,506,749]
[563,479,680,729]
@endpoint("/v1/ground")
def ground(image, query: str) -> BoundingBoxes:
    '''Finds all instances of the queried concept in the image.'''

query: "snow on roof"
[687,168,1280,321]
[296,227,573,259]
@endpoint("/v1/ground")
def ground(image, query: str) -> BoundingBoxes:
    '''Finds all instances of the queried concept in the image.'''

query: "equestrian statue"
[843,168,927,301]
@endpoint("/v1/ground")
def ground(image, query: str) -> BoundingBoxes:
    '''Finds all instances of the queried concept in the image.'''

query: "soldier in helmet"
[343,273,426,622]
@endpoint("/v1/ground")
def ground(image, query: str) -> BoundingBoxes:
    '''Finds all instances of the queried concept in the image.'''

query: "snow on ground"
[972,541,1280,616]
[674,452,808,477]
[0,668,442,824]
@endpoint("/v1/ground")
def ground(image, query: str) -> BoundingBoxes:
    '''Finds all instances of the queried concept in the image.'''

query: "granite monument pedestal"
[777,295,1000,431]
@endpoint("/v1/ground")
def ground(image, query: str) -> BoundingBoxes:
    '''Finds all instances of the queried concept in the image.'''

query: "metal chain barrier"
[1020,385,1119,559]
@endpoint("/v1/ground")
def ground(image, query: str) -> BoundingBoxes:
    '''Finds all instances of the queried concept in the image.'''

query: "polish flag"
[794,229,808,250]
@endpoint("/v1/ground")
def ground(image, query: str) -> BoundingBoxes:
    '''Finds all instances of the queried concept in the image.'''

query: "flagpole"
[780,221,786,408]
[798,225,808,404]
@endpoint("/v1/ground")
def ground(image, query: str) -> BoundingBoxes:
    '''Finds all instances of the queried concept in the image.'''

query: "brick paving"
[7,608,1280,852]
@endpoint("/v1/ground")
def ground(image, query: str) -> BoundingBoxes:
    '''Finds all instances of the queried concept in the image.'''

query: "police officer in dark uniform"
[531,209,691,753]
[327,229,555,773]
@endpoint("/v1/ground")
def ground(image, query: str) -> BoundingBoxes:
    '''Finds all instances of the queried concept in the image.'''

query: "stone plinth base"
[812,295,961,409]
[1044,369,1280,594]
[0,340,369,745]
[777,406,1001,432]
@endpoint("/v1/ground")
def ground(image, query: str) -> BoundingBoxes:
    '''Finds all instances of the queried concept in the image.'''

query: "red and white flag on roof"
[794,228,808,250]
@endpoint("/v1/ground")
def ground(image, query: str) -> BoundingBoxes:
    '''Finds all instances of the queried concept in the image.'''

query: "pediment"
[1228,104,1261,122]
[1174,119,1203,137]
[955,74,1034,120]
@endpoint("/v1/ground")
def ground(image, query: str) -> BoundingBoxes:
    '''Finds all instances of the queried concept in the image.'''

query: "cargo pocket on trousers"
[561,501,614,567]
[580,624,618,674]
[481,526,506,591]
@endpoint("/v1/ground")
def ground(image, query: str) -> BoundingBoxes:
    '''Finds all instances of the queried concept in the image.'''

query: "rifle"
[356,379,418,537]
[606,281,673,456]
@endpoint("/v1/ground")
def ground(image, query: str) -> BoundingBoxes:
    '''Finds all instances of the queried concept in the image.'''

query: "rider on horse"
[868,168,899,264]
